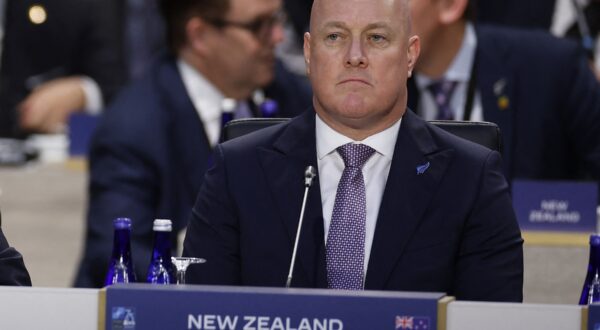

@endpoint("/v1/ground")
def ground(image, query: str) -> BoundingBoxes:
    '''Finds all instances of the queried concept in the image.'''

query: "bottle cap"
[591,234,600,246]
[590,234,600,246]
[113,217,132,230]
[153,219,172,232]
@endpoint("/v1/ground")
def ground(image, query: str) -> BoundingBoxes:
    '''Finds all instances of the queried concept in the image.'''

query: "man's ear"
[407,35,420,78]
[438,0,468,24]
[186,17,211,55]
[303,32,312,76]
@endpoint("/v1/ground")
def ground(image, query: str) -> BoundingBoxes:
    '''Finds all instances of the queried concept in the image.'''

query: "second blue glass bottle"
[146,219,176,284]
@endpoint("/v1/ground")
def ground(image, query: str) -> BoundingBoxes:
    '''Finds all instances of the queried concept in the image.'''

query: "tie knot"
[337,143,375,168]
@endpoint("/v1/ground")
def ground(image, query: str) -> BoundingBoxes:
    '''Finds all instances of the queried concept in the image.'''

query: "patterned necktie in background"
[326,143,375,290]
[428,79,458,120]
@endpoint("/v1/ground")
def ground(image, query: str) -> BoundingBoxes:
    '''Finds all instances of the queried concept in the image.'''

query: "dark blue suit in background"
[409,25,600,182]
[475,0,556,30]
[74,54,311,287]
[0,211,31,286]
[0,228,30,286]
[183,110,524,302]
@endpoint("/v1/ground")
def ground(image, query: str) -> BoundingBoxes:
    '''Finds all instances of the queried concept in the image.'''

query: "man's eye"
[326,33,340,41]
[370,34,386,42]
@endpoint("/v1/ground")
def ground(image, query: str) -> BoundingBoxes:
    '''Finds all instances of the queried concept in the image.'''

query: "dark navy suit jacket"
[409,25,600,183]
[0,211,31,286]
[74,54,311,288]
[475,0,556,30]
[183,110,524,302]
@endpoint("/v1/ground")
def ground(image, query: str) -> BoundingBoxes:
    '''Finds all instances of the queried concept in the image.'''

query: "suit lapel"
[258,111,327,287]
[159,57,212,199]
[475,25,516,178]
[365,111,454,289]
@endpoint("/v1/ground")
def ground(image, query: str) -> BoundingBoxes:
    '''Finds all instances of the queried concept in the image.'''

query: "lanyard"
[462,56,478,121]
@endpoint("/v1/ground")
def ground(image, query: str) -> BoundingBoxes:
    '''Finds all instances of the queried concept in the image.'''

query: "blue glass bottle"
[104,218,136,286]
[146,219,176,284]
[579,234,600,304]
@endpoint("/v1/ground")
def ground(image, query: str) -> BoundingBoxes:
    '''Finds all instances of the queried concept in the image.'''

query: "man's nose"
[345,38,368,67]
[268,21,285,45]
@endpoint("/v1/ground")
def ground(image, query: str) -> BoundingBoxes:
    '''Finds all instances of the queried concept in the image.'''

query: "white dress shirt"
[177,59,227,147]
[415,23,483,122]
[316,114,401,276]
[177,58,257,146]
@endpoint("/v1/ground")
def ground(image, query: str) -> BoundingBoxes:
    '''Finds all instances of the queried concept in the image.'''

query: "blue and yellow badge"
[493,78,510,111]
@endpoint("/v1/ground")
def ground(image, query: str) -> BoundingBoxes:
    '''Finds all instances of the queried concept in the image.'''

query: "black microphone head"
[304,166,317,187]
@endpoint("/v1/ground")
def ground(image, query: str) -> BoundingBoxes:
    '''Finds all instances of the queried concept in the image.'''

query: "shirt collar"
[177,58,225,122]
[415,22,477,88]
[315,113,401,160]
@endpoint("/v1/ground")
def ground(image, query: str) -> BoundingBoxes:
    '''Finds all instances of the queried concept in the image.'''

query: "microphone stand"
[285,166,317,288]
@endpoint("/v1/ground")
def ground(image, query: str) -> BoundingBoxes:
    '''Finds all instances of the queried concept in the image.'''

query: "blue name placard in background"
[105,284,443,330]
[68,113,99,157]
[512,180,598,232]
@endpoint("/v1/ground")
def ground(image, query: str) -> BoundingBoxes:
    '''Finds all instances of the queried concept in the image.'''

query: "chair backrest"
[223,118,502,152]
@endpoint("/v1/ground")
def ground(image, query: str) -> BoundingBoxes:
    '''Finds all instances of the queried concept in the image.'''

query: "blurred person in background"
[0,0,125,136]
[74,0,312,287]
[276,0,313,75]
[408,0,600,186]
[476,0,600,73]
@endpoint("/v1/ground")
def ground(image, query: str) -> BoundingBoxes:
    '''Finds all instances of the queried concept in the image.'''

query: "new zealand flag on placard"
[395,315,430,329]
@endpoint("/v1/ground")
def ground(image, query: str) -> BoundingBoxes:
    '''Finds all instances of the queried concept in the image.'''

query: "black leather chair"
[223,118,502,152]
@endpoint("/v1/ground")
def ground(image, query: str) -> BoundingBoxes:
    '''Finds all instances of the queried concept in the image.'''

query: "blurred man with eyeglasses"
[74,0,312,288]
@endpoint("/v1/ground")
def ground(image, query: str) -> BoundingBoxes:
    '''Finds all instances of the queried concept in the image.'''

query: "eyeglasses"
[206,10,286,42]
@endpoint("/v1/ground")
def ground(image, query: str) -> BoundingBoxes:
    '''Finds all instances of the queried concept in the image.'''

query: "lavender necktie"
[326,143,375,290]
[428,79,458,120]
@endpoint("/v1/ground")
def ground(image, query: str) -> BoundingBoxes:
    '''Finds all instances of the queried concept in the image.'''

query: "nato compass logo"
[112,307,136,330]
[395,315,430,330]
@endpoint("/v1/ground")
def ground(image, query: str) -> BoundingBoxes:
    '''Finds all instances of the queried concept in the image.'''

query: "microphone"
[285,166,317,288]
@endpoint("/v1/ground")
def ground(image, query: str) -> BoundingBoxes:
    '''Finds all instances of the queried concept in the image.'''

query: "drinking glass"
[171,257,206,284]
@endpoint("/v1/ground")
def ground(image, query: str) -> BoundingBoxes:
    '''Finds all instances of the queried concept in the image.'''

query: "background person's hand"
[18,77,86,134]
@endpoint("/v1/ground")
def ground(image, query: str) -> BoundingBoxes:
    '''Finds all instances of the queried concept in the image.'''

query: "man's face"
[205,0,284,99]
[304,0,419,136]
